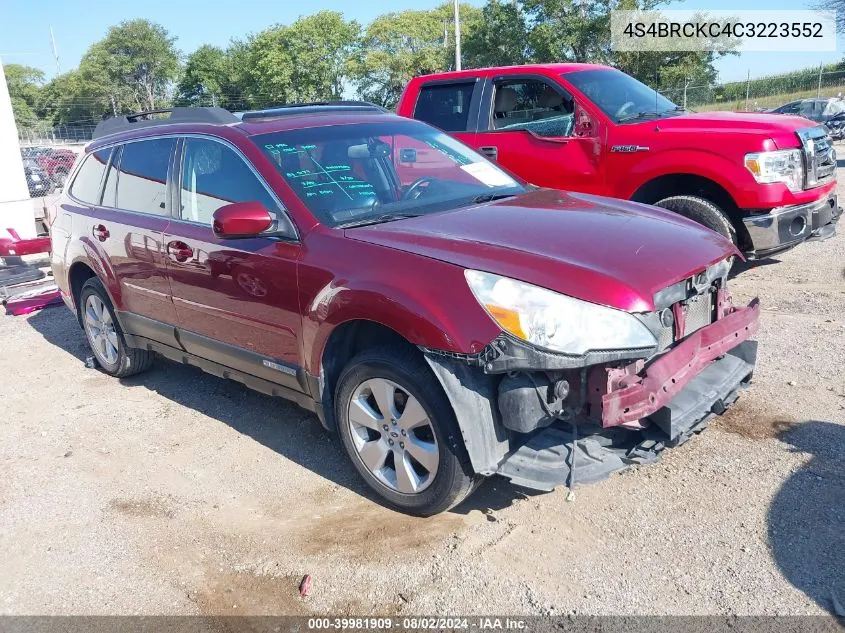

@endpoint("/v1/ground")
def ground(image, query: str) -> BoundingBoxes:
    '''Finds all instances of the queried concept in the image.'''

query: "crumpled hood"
[346,189,740,312]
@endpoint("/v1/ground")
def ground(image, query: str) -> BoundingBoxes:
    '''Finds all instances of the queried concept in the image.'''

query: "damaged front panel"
[422,270,761,493]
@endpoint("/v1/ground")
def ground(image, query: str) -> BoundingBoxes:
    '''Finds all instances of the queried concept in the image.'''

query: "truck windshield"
[564,68,681,124]
[253,120,524,228]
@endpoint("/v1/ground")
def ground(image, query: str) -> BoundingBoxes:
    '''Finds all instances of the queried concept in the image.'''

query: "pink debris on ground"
[4,290,63,315]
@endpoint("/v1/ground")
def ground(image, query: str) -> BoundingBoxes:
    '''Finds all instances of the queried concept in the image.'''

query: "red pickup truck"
[398,63,842,258]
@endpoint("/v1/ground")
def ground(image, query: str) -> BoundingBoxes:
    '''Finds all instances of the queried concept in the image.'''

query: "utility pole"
[50,27,60,76]
[818,62,824,98]
[745,69,750,112]
[453,0,461,71]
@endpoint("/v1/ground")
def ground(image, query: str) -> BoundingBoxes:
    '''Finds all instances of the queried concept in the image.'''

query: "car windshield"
[253,120,525,227]
[564,68,681,124]
[823,99,845,117]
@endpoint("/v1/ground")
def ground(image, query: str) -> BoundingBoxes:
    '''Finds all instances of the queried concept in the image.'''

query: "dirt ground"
[0,178,843,617]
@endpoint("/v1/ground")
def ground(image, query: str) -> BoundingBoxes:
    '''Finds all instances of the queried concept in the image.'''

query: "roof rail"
[239,101,388,121]
[93,107,240,139]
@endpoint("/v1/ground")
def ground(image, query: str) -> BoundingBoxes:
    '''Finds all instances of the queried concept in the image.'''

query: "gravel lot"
[0,178,843,617]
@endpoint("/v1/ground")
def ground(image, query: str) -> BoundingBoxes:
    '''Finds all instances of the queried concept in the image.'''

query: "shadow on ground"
[769,420,845,615]
[729,256,781,279]
[25,306,535,515]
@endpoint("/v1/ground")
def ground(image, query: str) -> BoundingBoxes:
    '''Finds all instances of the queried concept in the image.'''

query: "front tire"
[655,195,737,244]
[79,278,154,378]
[335,347,478,516]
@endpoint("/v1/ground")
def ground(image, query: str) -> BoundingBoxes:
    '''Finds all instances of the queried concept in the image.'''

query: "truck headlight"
[465,270,657,355]
[744,149,803,192]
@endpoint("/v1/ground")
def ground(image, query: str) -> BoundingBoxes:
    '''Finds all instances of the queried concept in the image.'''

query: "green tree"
[464,0,532,68]
[350,3,480,108]
[4,63,44,128]
[243,11,359,108]
[37,69,114,126]
[82,19,180,112]
[176,45,227,106]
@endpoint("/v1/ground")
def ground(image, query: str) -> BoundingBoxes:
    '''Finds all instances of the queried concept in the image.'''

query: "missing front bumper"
[496,340,757,492]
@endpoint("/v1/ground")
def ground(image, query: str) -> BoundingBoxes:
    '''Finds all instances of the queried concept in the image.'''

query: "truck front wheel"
[655,195,737,245]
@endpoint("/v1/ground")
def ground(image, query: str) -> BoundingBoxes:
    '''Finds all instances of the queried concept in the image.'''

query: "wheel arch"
[316,319,424,431]
[67,259,125,332]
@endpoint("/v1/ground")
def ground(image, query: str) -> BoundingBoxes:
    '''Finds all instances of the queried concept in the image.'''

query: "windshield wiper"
[617,111,664,123]
[468,192,518,205]
[336,212,423,229]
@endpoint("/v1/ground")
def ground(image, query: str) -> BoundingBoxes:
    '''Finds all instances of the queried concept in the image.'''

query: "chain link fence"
[661,69,845,112]
[17,123,95,147]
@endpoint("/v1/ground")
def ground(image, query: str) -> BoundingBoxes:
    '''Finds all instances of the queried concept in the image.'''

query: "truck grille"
[798,126,837,189]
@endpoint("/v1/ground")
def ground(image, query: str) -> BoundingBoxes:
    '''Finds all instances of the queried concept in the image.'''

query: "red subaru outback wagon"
[51,104,759,515]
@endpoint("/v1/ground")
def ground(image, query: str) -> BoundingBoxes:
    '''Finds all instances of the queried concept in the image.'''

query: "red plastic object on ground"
[4,286,63,315]
[0,228,52,257]
[299,574,312,598]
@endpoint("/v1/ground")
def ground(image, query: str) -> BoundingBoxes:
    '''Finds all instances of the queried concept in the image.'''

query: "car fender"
[304,278,508,474]
[615,148,747,203]
[303,277,500,377]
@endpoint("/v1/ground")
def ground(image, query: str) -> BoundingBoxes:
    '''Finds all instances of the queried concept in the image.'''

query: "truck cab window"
[413,82,475,132]
[491,80,574,137]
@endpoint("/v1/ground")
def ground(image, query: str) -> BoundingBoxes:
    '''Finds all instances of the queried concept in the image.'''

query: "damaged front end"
[423,265,760,492]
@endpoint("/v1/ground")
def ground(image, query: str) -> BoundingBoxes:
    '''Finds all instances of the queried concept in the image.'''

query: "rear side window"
[69,149,111,205]
[116,138,176,216]
[179,138,279,225]
[413,82,475,132]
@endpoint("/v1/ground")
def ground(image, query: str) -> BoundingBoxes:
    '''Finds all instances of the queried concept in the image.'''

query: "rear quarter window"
[115,138,176,216]
[413,82,475,132]
[68,149,111,205]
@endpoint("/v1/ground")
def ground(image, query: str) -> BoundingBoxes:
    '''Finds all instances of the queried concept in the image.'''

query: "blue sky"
[0,0,841,84]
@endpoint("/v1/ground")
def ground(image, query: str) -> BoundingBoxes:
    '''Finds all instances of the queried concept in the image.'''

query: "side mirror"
[212,201,274,239]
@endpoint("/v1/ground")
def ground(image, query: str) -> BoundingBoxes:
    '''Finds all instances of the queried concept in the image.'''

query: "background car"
[768,98,845,140]
[20,146,78,188]
[398,64,842,258]
[22,158,53,197]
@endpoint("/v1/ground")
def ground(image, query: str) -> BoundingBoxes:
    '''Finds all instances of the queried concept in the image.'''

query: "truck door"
[473,74,604,194]
[403,78,481,156]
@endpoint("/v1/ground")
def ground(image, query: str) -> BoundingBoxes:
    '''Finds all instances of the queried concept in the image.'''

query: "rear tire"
[655,195,737,244]
[335,346,479,516]
[79,278,154,378]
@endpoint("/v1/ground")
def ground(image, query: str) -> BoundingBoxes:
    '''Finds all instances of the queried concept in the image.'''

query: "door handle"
[479,146,498,160]
[166,240,193,263]
[92,224,109,242]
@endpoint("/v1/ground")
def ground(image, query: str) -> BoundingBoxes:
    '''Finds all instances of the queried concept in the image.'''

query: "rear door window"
[116,138,176,216]
[69,149,111,205]
[413,82,475,132]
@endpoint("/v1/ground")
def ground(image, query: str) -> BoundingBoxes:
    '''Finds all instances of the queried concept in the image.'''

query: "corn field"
[661,66,845,113]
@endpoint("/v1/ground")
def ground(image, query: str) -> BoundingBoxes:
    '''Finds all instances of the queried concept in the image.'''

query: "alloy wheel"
[83,294,119,366]
[347,378,440,494]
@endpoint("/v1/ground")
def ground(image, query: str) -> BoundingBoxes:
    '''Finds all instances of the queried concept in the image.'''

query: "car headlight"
[464,270,657,355]
[744,149,804,192]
